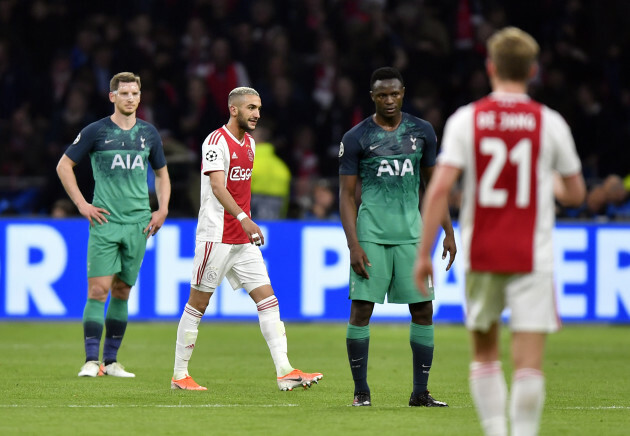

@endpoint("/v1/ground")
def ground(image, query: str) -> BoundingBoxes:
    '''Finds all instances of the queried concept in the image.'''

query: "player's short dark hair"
[370,67,404,89]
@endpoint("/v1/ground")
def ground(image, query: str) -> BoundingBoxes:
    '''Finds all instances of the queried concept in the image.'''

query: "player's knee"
[191,293,212,314]
[349,301,374,325]
[188,288,212,314]
[247,283,274,301]
[87,284,109,302]
[110,278,132,300]
[410,301,433,323]
[193,300,209,314]
[349,314,370,326]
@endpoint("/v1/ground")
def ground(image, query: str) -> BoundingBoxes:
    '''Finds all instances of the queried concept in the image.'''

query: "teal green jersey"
[65,117,167,223]
[339,113,437,244]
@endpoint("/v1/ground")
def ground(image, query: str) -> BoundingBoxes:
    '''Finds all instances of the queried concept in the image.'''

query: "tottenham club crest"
[73,133,81,144]
[206,150,218,162]
[338,142,344,157]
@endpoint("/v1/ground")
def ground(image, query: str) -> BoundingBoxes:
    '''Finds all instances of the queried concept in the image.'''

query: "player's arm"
[546,107,586,208]
[209,170,263,245]
[144,166,171,238]
[339,174,371,279]
[415,164,462,295]
[554,172,586,207]
[421,165,457,271]
[56,154,110,226]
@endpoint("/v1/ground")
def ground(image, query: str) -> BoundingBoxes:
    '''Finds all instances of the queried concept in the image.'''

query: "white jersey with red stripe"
[438,92,582,273]
[197,125,255,244]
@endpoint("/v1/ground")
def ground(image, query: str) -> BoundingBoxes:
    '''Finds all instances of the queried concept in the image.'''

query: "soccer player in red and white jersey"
[414,28,586,436]
[171,87,323,391]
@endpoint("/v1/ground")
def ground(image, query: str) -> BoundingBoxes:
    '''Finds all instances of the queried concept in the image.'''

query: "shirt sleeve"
[202,134,228,175]
[338,130,362,175]
[438,105,473,170]
[420,120,437,167]
[543,106,582,176]
[64,122,101,163]
[148,125,167,170]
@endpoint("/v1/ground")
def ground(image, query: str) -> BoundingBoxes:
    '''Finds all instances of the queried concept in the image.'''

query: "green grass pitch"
[1,322,628,435]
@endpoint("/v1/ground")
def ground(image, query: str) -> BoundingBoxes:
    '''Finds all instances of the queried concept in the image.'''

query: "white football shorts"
[465,271,560,333]
[190,241,271,293]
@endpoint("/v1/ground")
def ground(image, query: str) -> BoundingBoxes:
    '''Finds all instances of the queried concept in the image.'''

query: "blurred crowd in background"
[1,0,630,220]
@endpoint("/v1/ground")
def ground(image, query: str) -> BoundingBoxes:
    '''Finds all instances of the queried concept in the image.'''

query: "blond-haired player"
[415,27,586,436]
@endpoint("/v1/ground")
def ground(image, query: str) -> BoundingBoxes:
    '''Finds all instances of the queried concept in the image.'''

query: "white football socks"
[257,295,293,377]
[173,303,203,380]
[470,361,508,436]
[510,368,545,436]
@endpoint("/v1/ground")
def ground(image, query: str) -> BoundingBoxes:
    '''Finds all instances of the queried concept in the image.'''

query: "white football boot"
[103,362,135,378]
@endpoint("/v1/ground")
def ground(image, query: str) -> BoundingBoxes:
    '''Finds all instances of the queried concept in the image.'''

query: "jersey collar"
[221,125,248,146]
[489,91,531,102]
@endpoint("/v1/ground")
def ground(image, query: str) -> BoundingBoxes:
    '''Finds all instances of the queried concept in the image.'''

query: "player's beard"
[236,112,256,132]
[117,100,139,116]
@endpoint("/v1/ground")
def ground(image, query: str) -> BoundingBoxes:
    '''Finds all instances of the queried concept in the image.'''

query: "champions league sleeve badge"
[205,149,218,162]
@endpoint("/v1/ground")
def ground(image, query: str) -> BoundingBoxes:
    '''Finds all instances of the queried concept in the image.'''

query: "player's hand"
[241,218,264,246]
[442,231,457,271]
[78,203,110,226]
[414,252,433,297]
[349,243,371,279]
[144,209,168,238]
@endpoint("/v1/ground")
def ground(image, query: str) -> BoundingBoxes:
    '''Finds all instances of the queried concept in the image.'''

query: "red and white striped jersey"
[196,125,256,244]
[438,92,582,273]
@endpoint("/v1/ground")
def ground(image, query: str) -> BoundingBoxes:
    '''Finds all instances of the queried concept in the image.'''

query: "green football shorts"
[87,220,150,286]
[349,241,434,304]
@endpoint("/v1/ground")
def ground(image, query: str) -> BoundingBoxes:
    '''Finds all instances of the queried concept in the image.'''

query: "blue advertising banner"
[0,219,628,322]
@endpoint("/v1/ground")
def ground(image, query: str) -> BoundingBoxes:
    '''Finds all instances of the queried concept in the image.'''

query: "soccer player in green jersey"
[339,67,456,407]
[57,72,171,378]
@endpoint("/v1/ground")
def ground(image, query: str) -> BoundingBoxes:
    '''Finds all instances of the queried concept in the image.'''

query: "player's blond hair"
[109,72,141,92]
[228,87,260,107]
[487,27,539,82]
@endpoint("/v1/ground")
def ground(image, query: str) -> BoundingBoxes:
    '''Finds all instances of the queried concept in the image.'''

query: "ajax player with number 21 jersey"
[415,27,585,436]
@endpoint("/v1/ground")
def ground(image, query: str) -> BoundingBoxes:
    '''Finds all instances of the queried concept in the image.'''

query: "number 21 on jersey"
[478,137,534,208]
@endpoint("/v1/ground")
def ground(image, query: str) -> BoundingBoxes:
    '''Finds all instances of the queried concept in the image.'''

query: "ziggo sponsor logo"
[229,166,252,181]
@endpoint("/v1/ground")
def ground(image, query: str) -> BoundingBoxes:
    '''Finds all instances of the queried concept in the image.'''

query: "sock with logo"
[510,368,545,436]
[173,303,204,380]
[410,322,434,395]
[470,361,508,436]
[346,323,370,394]
[83,298,105,362]
[102,297,128,365]
[257,295,293,377]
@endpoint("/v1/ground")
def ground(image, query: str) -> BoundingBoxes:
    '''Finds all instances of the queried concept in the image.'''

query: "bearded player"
[171,87,323,391]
